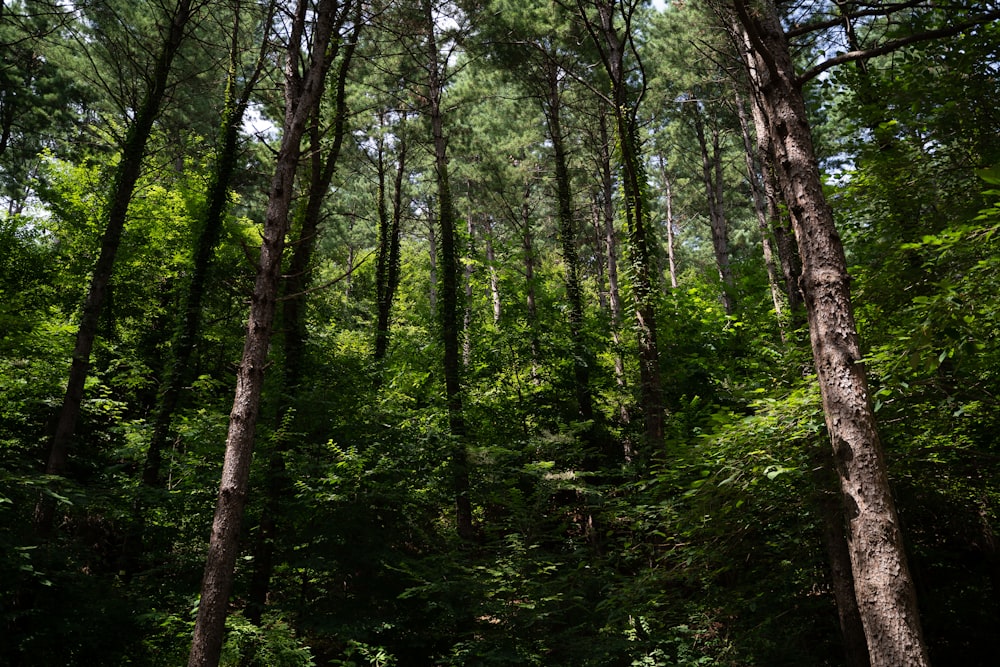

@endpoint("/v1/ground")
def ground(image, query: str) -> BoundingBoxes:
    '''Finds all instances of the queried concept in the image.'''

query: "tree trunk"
[374,125,407,364]
[733,86,787,337]
[734,3,930,664]
[544,60,593,423]
[691,105,735,315]
[520,185,541,383]
[187,2,341,664]
[814,454,872,667]
[143,0,272,491]
[658,158,679,289]
[424,0,472,539]
[580,0,663,452]
[745,72,805,320]
[484,216,501,326]
[597,91,629,429]
[35,0,195,535]
[462,207,474,367]
[244,7,358,629]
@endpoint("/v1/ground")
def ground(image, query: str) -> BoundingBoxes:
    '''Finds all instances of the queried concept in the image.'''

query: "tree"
[572,0,664,452]
[35,0,201,534]
[187,0,347,663]
[730,0,931,663]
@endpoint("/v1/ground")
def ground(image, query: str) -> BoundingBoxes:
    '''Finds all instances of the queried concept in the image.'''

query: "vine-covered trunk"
[374,127,406,364]
[520,187,541,382]
[424,0,472,539]
[691,106,735,314]
[735,3,929,664]
[36,0,195,535]
[143,0,271,491]
[187,1,341,663]
[597,107,627,401]
[581,0,663,452]
[544,61,593,423]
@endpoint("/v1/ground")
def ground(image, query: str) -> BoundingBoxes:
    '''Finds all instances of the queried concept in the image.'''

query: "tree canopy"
[3,0,1000,665]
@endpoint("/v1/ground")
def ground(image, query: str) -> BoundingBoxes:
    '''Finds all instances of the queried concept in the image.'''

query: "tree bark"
[577,0,663,452]
[745,68,805,320]
[35,0,196,535]
[543,59,593,423]
[483,216,501,326]
[374,124,407,364]
[733,3,930,664]
[690,103,735,314]
[658,157,679,289]
[244,5,358,629]
[424,0,472,539]
[519,183,541,383]
[733,86,787,337]
[187,2,341,664]
[814,454,872,667]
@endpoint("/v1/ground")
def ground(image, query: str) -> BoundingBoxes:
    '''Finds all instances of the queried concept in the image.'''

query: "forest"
[2,0,1000,665]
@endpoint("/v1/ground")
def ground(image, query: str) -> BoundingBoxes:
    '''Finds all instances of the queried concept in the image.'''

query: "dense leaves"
[2,0,1000,665]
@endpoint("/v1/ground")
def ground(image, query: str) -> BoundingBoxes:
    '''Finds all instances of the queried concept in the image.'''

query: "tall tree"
[373,114,408,365]
[187,0,345,663]
[35,0,200,534]
[142,0,275,491]
[573,0,664,451]
[421,0,474,538]
[245,1,361,626]
[730,0,931,663]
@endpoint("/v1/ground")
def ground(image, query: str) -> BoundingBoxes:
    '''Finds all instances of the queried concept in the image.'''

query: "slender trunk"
[245,9,357,627]
[598,106,627,400]
[734,4,929,664]
[814,454,872,667]
[734,87,787,337]
[691,106,735,314]
[658,158,679,289]
[462,208,474,367]
[484,217,501,326]
[36,0,195,535]
[425,0,472,539]
[427,214,438,313]
[544,61,593,423]
[375,129,407,364]
[581,0,663,451]
[616,99,663,451]
[187,2,341,664]
[746,73,805,319]
[591,200,609,310]
[143,0,272,491]
[520,187,541,383]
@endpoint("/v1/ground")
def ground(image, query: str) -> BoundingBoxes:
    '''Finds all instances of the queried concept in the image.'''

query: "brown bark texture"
[187,1,341,664]
[734,2,930,665]
[733,87,786,335]
[245,6,359,627]
[691,106,735,314]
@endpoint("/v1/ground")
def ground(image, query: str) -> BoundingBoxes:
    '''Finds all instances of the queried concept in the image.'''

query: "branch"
[278,250,375,301]
[785,0,927,38]
[797,9,1000,83]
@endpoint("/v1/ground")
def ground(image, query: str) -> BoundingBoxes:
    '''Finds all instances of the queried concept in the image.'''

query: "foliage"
[1,1,999,665]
